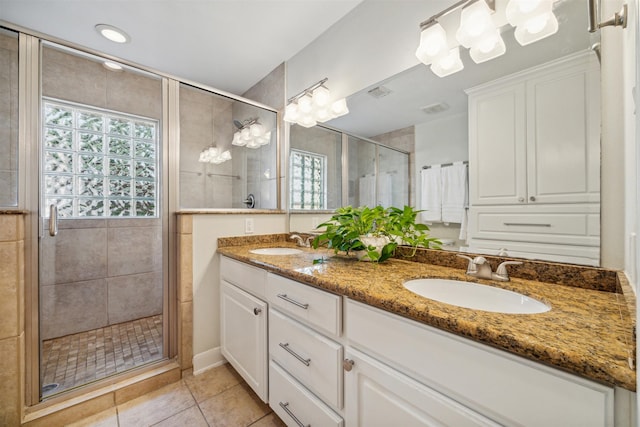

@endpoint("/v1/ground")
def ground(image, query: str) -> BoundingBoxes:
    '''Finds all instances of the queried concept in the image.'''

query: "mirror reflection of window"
[289,125,342,210]
[0,28,19,208]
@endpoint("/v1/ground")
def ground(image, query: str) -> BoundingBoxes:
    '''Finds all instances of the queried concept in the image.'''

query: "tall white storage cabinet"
[466,51,600,265]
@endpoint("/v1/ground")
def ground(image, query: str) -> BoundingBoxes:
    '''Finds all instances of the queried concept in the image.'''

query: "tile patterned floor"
[67,364,286,427]
[41,315,163,397]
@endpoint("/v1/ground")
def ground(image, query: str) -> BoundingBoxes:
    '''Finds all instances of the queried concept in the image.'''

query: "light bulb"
[330,98,349,117]
[524,14,549,34]
[232,131,245,146]
[470,33,506,63]
[241,128,251,141]
[312,86,331,106]
[415,23,448,65]
[430,47,464,77]
[506,0,552,26]
[514,12,558,45]
[249,123,264,137]
[221,150,231,161]
[457,1,496,48]
[95,24,130,43]
[314,107,333,122]
[298,93,313,113]
[297,116,317,128]
[284,102,300,123]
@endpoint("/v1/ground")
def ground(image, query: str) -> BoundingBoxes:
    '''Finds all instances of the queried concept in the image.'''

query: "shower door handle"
[49,204,58,237]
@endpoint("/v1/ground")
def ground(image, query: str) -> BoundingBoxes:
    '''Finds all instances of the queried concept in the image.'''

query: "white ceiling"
[0,0,363,95]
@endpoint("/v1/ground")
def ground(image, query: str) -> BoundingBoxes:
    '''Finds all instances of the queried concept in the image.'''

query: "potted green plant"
[311,205,441,262]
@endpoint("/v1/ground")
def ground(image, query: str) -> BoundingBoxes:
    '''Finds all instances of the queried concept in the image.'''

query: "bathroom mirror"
[179,83,278,210]
[314,0,602,265]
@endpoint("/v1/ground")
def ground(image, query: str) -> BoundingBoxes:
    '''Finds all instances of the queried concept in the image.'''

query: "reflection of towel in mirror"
[377,172,394,207]
[441,162,468,223]
[420,166,442,222]
[358,174,376,207]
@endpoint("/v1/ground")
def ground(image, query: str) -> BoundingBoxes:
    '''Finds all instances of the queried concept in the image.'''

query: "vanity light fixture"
[231,118,271,149]
[283,78,349,128]
[95,24,130,43]
[416,0,559,77]
[198,146,232,164]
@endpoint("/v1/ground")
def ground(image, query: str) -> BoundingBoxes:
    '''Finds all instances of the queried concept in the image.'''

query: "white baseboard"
[193,347,227,375]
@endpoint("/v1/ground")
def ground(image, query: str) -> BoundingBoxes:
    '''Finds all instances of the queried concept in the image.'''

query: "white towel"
[358,174,376,207]
[420,166,442,222]
[441,162,468,223]
[377,172,393,207]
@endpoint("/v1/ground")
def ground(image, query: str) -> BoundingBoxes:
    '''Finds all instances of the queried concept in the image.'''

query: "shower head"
[233,120,243,129]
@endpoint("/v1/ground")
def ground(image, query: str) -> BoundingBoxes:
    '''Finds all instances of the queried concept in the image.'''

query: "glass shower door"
[39,43,166,398]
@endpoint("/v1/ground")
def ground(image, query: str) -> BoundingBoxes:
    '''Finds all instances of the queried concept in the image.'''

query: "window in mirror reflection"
[0,28,19,207]
[179,83,278,209]
[290,149,326,209]
[289,125,342,210]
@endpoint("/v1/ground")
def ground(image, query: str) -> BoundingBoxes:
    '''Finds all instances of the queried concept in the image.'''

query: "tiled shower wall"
[0,31,18,206]
[40,47,163,340]
[179,85,234,209]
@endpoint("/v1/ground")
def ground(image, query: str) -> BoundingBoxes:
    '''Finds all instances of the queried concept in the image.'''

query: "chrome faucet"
[457,254,522,282]
[290,234,312,248]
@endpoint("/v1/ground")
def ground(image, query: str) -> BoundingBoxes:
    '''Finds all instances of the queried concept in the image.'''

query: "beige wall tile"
[114,367,180,405]
[107,226,161,276]
[0,336,20,427]
[178,301,193,370]
[0,241,19,339]
[23,394,114,427]
[117,380,194,425]
[177,214,193,235]
[178,233,193,303]
[0,215,23,241]
[105,70,162,120]
[106,272,163,324]
[40,279,108,340]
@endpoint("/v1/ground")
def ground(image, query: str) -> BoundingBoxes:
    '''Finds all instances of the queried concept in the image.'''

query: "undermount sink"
[249,247,304,256]
[403,278,550,314]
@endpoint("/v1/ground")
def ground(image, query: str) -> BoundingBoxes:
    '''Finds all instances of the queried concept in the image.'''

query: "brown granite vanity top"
[217,237,636,391]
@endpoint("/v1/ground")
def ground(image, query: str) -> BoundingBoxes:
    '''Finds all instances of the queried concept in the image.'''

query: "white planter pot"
[355,235,390,261]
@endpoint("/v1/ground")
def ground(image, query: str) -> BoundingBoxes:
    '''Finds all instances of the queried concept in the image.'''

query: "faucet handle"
[457,254,476,274]
[494,261,523,281]
[290,234,304,247]
[472,256,488,265]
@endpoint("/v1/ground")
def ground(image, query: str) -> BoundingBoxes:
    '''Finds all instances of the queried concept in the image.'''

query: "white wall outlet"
[245,218,254,234]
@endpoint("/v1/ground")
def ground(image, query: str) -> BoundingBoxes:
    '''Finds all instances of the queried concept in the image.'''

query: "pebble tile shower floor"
[41,315,163,397]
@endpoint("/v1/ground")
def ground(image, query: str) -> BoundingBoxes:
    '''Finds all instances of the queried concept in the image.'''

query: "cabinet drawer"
[220,256,266,298]
[267,273,342,337]
[346,299,613,427]
[269,308,343,409]
[270,360,343,427]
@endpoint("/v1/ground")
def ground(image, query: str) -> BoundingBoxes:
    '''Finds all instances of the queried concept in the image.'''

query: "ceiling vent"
[421,102,450,114]
[367,85,392,99]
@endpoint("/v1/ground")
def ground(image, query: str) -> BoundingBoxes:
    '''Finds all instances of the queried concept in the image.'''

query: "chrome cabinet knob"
[518,197,525,202]
[343,359,355,372]
[529,196,536,202]
[253,307,262,315]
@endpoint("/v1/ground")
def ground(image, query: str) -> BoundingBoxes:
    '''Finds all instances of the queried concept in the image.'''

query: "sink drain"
[42,383,58,393]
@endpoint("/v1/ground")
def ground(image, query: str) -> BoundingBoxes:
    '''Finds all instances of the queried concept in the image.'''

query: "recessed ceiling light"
[95,24,130,43]
[103,61,123,72]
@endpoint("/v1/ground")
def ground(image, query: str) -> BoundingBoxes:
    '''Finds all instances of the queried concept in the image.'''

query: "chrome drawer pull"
[279,402,310,427]
[503,222,551,227]
[49,204,58,236]
[277,293,309,309]
[279,342,311,366]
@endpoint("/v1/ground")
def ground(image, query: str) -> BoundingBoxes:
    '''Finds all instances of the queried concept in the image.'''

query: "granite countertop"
[217,240,636,391]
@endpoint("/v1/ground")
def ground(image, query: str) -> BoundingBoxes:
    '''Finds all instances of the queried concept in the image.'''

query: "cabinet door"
[469,82,527,205]
[220,280,268,402]
[344,348,500,427]
[526,54,600,204]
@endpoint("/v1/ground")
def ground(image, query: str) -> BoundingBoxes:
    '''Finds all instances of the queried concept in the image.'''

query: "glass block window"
[290,149,326,210]
[43,99,159,218]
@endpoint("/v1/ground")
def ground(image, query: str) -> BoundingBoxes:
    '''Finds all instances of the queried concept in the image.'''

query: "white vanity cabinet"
[345,299,615,427]
[266,272,345,426]
[219,256,268,402]
[467,51,600,264]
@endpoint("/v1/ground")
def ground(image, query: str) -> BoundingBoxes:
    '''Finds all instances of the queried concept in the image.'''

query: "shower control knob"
[529,196,536,202]
[253,307,262,315]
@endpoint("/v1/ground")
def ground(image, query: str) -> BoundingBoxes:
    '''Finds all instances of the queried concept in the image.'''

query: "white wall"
[286,1,443,99]
[192,213,286,373]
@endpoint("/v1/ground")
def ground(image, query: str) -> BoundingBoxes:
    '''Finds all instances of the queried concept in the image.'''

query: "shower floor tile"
[41,315,163,397]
